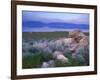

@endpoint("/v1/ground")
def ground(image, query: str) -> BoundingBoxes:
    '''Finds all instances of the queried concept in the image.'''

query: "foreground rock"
[53,51,69,63]
[41,60,55,68]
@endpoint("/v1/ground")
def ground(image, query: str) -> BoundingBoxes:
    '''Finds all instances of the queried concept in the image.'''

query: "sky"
[22,10,89,32]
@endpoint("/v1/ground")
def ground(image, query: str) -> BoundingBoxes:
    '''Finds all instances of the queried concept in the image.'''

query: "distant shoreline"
[23,29,89,33]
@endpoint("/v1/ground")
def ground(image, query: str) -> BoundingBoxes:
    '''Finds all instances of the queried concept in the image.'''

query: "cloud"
[22,11,89,25]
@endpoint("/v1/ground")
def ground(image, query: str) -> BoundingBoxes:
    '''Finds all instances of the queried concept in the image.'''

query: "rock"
[41,62,49,68]
[48,60,55,67]
[41,60,55,68]
[53,51,69,63]
[56,54,69,63]
[53,51,63,58]
[63,38,74,46]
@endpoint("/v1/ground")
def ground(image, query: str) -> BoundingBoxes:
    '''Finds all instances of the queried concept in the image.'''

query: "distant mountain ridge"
[47,22,89,29]
[23,21,89,30]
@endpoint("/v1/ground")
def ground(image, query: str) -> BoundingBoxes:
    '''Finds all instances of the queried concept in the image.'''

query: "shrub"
[22,53,43,68]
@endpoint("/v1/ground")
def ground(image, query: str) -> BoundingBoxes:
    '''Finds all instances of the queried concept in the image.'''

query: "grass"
[23,31,89,41]
[22,53,42,68]
[22,52,53,69]
[22,51,85,69]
